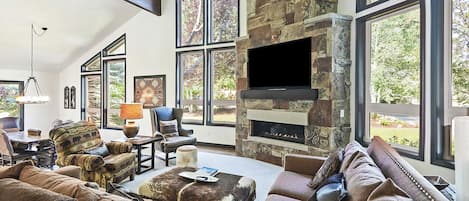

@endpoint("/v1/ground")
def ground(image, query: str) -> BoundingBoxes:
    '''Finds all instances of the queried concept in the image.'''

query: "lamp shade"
[120,103,143,120]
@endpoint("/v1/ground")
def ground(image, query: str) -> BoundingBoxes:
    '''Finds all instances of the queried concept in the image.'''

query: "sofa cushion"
[368,178,412,201]
[269,171,315,201]
[0,160,34,179]
[0,178,76,201]
[19,165,99,201]
[266,194,301,201]
[367,136,449,201]
[343,150,385,201]
[103,153,136,173]
[159,120,179,137]
[308,148,343,189]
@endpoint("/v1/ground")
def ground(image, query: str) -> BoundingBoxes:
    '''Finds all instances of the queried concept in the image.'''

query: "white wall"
[338,0,455,183]
[0,68,59,132]
[58,0,249,145]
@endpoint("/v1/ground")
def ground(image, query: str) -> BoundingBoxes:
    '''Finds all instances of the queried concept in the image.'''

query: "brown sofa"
[267,136,449,201]
[0,161,130,201]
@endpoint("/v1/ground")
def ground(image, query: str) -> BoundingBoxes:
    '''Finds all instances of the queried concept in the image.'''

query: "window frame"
[176,49,206,125]
[80,73,103,128]
[430,0,455,169]
[0,80,24,131]
[206,0,240,45]
[206,47,237,127]
[102,58,127,130]
[81,52,102,73]
[176,0,205,48]
[103,34,126,57]
[355,0,426,160]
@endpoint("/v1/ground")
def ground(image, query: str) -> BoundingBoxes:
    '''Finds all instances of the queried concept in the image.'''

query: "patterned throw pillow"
[308,148,344,189]
[159,120,179,137]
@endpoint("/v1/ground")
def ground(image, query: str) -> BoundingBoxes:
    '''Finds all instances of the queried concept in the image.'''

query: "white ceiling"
[0,0,140,72]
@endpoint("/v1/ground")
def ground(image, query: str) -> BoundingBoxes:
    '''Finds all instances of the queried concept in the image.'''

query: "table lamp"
[120,103,143,138]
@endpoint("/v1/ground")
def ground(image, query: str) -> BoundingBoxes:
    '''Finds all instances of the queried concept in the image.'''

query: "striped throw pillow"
[159,120,179,137]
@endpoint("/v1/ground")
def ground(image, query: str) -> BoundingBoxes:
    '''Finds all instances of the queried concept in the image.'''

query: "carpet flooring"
[121,151,283,201]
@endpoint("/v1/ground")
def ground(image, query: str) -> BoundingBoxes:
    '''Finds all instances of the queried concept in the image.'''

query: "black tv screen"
[248,37,311,89]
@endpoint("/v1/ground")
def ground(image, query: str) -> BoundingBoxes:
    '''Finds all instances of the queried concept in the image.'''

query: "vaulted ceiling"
[0,0,140,72]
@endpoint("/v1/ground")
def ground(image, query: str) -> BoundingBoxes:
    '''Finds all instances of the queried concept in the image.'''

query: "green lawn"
[370,127,419,148]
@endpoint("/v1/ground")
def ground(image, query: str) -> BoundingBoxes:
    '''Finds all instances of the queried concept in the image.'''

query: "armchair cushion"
[62,154,105,172]
[105,142,132,155]
[159,120,179,137]
[103,153,136,173]
[269,171,315,201]
[160,136,197,150]
[0,160,35,179]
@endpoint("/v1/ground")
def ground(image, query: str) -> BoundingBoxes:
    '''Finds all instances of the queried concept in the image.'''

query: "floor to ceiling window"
[176,0,239,126]
[356,0,425,160]
[81,34,126,129]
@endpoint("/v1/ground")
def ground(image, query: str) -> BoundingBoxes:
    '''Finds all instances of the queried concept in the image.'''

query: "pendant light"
[16,24,50,104]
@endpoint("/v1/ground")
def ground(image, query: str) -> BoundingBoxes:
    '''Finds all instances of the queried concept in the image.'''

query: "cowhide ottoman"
[138,167,256,201]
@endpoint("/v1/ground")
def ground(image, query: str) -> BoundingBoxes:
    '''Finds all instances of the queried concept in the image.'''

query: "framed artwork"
[70,86,76,109]
[64,87,70,109]
[134,75,166,108]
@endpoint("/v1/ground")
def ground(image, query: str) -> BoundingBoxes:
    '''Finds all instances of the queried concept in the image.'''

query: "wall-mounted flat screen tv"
[248,37,311,89]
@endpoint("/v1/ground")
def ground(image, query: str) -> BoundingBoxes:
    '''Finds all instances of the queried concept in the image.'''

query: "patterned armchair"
[49,121,136,187]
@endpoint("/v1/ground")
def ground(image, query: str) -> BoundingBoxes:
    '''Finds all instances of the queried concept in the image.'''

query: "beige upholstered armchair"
[49,121,136,187]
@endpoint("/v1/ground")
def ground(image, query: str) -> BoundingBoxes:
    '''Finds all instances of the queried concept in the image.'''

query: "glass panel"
[369,8,421,105]
[211,49,236,124]
[209,0,238,43]
[106,39,125,56]
[369,112,420,148]
[83,75,101,127]
[106,60,125,128]
[178,0,204,47]
[367,0,379,4]
[451,0,469,107]
[0,82,21,118]
[82,53,101,72]
[180,51,204,123]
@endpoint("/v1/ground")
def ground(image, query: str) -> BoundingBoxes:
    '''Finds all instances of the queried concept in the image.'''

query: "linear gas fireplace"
[251,121,305,144]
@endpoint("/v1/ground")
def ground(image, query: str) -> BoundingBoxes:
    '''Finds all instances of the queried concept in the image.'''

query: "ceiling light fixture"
[16,24,50,104]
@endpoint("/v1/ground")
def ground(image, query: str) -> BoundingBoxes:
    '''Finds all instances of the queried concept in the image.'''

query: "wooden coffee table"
[138,167,256,201]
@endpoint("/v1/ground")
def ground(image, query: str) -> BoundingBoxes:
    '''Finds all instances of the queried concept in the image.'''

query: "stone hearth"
[235,0,352,166]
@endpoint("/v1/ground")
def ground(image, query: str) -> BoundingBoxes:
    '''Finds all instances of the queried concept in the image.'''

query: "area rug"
[121,152,282,201]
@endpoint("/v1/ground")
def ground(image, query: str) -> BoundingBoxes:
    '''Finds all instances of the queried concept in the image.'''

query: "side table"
[127,136,160,174]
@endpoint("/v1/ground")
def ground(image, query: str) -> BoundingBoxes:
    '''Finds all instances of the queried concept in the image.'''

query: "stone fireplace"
[235,0,352,165]
[251,121,305,144]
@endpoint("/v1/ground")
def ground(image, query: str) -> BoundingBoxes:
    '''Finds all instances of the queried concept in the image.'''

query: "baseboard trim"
[197,142,235,149]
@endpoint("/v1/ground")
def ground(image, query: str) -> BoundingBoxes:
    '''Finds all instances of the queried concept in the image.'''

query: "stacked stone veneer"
[236,0,352,165]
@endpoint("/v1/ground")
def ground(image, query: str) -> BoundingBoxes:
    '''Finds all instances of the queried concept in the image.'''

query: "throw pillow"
[340,141,367,172]
[343,150,386,201]
[308,148,344,189]
[84,143,110,157]
[368,178,412,201]
[313,173,348,201]
[0,160,34,179]
[159,120,179,137]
